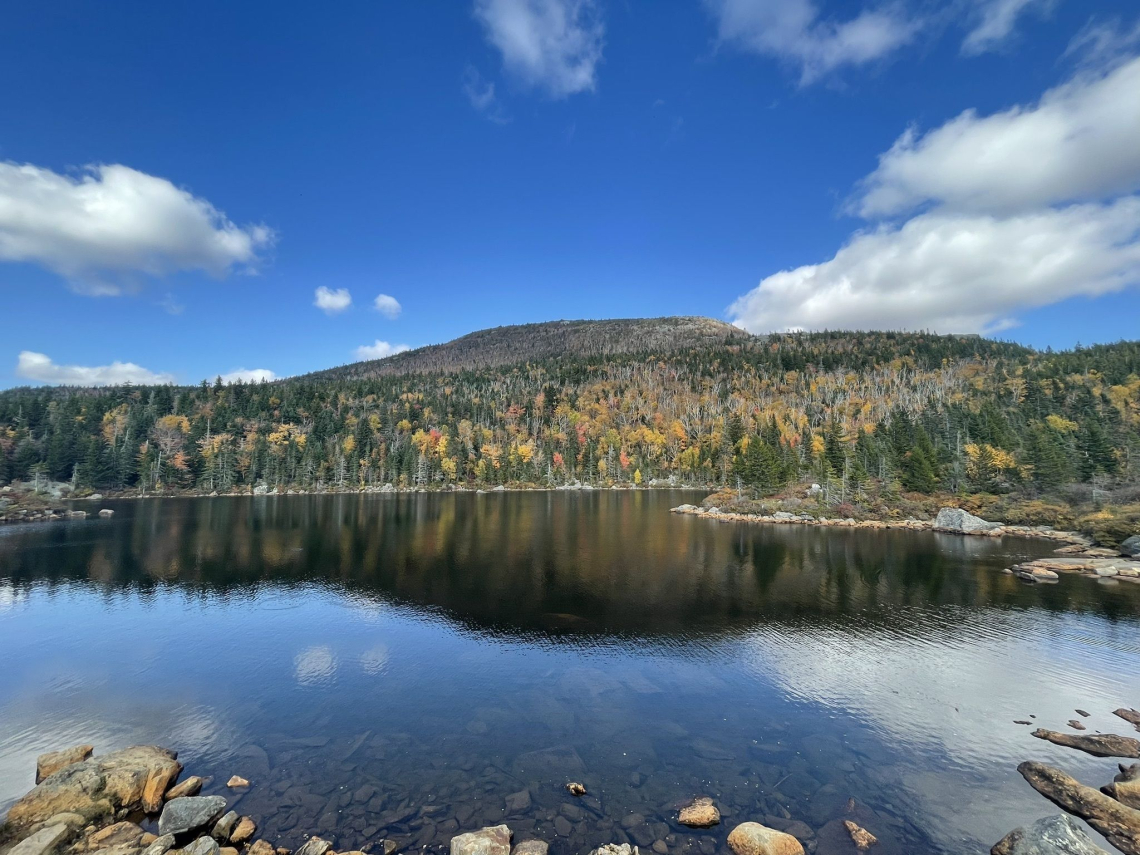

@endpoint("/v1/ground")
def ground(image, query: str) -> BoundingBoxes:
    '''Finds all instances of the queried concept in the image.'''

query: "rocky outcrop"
[677,797,719,828]
[1031,729,1140,758]
[157,796,227,836]
[933,507,1000,533]
[1105,764,1140,810]
[450,826,511,855]
[35,747,94,784]
[5,746,181,829]
[991,814,1109,855]
[1017,761,1140,855]
[727,822,805,855]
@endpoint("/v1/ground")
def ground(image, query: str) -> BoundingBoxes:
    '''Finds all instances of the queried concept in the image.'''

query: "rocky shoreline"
[671,504,1140,585]
[0,746,856,855]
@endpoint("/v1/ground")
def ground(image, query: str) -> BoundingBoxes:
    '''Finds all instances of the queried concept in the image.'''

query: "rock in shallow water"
[678,798,720,828]
[991,814,1110,855]
[727,822,804,855]
[1031,729,1140,758]
[511,841,547,855]
[451,825,511,855]
[36,746,94,784]
[1017,761,1140,855]
[158,796,227,836]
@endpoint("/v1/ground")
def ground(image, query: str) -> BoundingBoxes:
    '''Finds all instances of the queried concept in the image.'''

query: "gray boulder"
[295,838,332,855]
[158,796,227,836]
[934,507,1000,533]
[1120,535,1140,557]
[991,814,1109,854]
[184,838,220,855]
[9,824,71,855]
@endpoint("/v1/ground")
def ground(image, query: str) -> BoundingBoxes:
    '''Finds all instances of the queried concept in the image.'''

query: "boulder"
[225,776,249,789]
[294,838,331,855]
[98,509,114,518]
[451,825,512,855]
[211,811,240,842]
[1120,536,1140,557]
[247,842,275,855]
[230,818,256,845]
[512,842,548,855]
[589,847,638,855]
[8,824,71,855]
[6,746,182,829]
[1105,764,1140,810]
[1031,729,1140,758]
[727,822,805,855]
[934,507,1000,533]
[82,821,146,850]
[678,798,720,828]
[36,746,94,784]
[1018,761,1140,855]
[158,796,227,837]
[1116,709,1140,732]
[166,777,204,800]
[992,815,1109,855]
[141,835,177,855]
[185,838,220,855]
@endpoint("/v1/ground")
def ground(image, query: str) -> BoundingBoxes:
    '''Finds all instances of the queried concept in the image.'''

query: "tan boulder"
[166,777,204,800]
[36,746,94,784]
[678,798,720,828]
[727,822,805,855]
[451,825,512,855]
[248,842,275,855]
[230,817,257,845]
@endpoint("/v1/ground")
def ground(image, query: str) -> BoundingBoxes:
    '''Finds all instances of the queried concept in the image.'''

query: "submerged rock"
[6,745,182,828]
[1032,729,1140,758]
[678,798,720,828]
[727,822,805,855]
[589,846,639,855]
[1017,761,1140,855]
[36,746,94,784]
[844,820,877,850]
[294,837,332,855]
[158,796,227,836]
[566,782,586,797]
[934,507,999,533]
[451,825,511,855]
[992,815,1109,855]
[226,776,250,789]
[166,777,204,800]
[511,842,547,855]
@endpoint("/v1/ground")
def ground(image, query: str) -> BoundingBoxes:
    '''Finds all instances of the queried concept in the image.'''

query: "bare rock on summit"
[6,746,182,829]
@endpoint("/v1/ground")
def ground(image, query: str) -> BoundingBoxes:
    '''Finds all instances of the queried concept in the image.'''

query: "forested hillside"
[1,321,1138,521]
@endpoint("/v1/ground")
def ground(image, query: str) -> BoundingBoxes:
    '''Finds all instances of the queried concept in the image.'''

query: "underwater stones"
[1031,729,1140,758]
[727,822,804,855]
[158,796,228,837]
[843,821,877,850]
[36,746,94,784]
[505,790,531,814]
[294,837,332,855]
[566,783,587,797]
[1018,761,1140,855]
[678,798,720,828]
[450,825,512,855]
[511,841,547,855]
[992,815,1110,855]
[227,777,250,789]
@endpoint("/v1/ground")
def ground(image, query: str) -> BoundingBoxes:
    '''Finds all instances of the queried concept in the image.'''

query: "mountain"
[309,316,751,380]
[1,320,1138,541]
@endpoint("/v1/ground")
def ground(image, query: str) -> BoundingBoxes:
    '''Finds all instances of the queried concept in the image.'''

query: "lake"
[1,491,1138,854]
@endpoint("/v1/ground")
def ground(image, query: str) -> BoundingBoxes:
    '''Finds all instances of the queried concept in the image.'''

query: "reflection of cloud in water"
[294,646,337,686]
[0,582,27,613]
[745,609,1140,849]
[360,645,389,676]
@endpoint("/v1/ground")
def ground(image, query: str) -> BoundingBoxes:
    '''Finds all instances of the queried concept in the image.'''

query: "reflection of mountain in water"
[1,492,1136,642]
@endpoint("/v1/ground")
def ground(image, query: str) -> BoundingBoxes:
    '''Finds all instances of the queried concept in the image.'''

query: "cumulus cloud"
[854,55,1140,217]
[373,293,402,318]
[354,340,411,361]
[0,162,273,293]
[314,286,352,314]
[474,0,604,97]
[729,199,1140,334]
[16,351,176,386]
[219,368,276,384]
[731,41,1140,335]
[705,0,922,85]
[961,0,1052,55]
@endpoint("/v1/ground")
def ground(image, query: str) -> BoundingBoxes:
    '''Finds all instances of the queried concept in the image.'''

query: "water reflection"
[0,492,1137,855]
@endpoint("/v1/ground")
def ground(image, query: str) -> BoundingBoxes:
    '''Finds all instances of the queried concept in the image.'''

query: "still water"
[1,492,1138,854]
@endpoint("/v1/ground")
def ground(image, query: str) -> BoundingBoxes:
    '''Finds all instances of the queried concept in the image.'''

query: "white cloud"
[463,66,511,122]
[961,0,1052,56]
[855,55,1140,217]
[372,293,402,318]
[474,0,604,97]
[314,286,352,314]
[0,162,273,293]
[354,340,411,361]
[1065,16,1140,71]
[219,368,276,384]
[705,0,922,85]
[729,198,1140,334]
[16,351,176,386]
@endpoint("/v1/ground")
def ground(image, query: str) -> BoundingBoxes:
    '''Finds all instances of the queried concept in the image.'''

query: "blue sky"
[2,0,1139,387]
